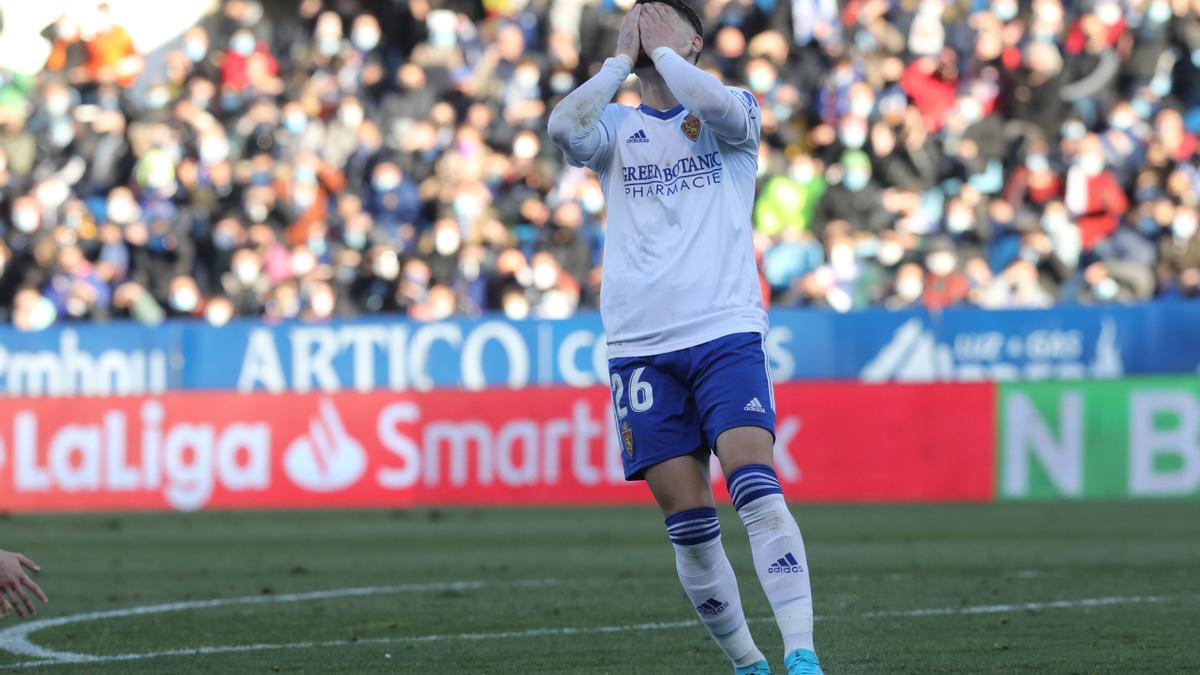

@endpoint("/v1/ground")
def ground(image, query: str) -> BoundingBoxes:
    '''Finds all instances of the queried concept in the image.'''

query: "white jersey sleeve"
[722,86,763,148]
[570,104,624,173]
[547,55,632,172]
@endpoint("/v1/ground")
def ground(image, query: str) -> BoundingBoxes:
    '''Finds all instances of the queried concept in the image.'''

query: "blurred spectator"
[922,238,970,311]
[87,3,144,87]
[1156,207,1200,296]
[3,0,1200,331]
[1065,133,1128,251]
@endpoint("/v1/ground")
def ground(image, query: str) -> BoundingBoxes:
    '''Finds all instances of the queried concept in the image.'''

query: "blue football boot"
[784,648,823,675]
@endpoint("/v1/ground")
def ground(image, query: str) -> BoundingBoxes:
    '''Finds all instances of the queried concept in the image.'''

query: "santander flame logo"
[283,398,367,492]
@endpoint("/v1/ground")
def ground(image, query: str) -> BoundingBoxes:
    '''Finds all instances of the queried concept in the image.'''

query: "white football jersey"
[573,88,766,358]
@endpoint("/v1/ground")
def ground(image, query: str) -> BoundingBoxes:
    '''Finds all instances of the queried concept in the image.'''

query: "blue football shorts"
[607,332,777,481]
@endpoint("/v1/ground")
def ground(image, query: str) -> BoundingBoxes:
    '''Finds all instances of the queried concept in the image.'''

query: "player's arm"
[641,5,753,143]
[547,6,642,167]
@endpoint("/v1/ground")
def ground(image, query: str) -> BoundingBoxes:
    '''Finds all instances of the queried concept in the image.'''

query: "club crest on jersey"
[681,114,701,141]
[621,420,634,456]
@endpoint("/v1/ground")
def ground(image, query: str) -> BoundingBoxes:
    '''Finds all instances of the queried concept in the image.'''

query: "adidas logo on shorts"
[626,129,649,144]
[744,397,766,413]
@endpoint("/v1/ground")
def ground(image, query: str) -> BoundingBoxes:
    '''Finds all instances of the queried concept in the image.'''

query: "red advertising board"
[0,383,994,512]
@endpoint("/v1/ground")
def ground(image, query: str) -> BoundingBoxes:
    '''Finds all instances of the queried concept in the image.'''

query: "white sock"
[728,465,815,656]
[666,507,765,668]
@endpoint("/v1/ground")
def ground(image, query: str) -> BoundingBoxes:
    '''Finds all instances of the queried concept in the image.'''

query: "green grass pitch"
[0,502,1196,673]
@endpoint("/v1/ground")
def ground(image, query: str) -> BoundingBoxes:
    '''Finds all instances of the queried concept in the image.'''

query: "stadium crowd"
[1,0,1200,329]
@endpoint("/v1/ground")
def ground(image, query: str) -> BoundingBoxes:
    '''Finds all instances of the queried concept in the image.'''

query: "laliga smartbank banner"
[999,378,1200,499]
[0,382,994,512]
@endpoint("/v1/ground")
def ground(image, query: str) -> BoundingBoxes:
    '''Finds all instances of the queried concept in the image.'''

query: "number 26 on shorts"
[610,367,654,418]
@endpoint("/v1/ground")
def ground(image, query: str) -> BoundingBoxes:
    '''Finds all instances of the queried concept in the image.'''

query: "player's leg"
[692,333,821,674]
[717,428,819,674]
[609,355,767,673]
[643,453,767,672]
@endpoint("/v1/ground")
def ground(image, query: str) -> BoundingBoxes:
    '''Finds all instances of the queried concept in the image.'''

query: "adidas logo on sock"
[695,597,730,616]
[744,397,766,413]
[767,552,803,575]
[626,129,649,144]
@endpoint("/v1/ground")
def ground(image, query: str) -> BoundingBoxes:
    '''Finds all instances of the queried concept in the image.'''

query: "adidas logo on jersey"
[695,597,730,615]
[625,129,649,144]
[768,552,804,575]
[744,397,766,413]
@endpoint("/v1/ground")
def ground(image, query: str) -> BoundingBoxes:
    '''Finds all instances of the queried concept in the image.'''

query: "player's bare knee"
[652,486,715,516]
[644,453,714,516]
[715,426,775,474]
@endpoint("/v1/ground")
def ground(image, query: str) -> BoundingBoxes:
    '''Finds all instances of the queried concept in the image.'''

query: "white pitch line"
[0,618,708,670]
[0,593,1172,670]
[858,594,1167,618]
[0,579,556,664]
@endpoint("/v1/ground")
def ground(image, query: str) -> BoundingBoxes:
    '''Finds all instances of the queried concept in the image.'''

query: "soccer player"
[0,550,47,620]
[547,3,821,674]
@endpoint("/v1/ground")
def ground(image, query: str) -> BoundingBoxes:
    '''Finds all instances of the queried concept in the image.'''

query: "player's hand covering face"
[638,4,699,64]
[616,5,644,65]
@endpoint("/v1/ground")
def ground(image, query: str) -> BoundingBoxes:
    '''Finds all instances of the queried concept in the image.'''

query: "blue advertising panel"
[807,303,1200,382]
[0,322,177,396]
[179,314,609,392]
[1,302,1198,395]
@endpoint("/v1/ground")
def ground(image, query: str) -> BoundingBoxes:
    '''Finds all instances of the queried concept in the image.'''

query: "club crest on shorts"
[681,114,701,141]
[621,420,634,456]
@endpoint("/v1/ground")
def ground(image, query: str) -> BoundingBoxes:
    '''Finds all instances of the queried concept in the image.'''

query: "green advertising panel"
[998,378,1200,499]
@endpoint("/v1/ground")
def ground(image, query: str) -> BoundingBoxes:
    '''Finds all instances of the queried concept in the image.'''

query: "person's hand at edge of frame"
[0,551,47,620]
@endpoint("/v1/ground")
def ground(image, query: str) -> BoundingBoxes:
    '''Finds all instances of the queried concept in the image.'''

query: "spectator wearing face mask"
[282,154,344,247]
[1078,260,1144,304]
[365,161,420,235]
[204,294,235,325]
[922,238,970,311]
[1156,208,1200,296]
[222,29,276,93]
[886,262,926,309]
[756,155,827,237]
[166,274,204,318]
[812,151,890,236]
[1064,134,1128,252]
[301,280,338,321]
[1004,145,1063,208]
[942,195,989,250]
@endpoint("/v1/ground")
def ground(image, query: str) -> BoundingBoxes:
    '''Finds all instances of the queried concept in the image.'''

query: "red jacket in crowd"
[1071,170,1129,250]
[900,60,958,132]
